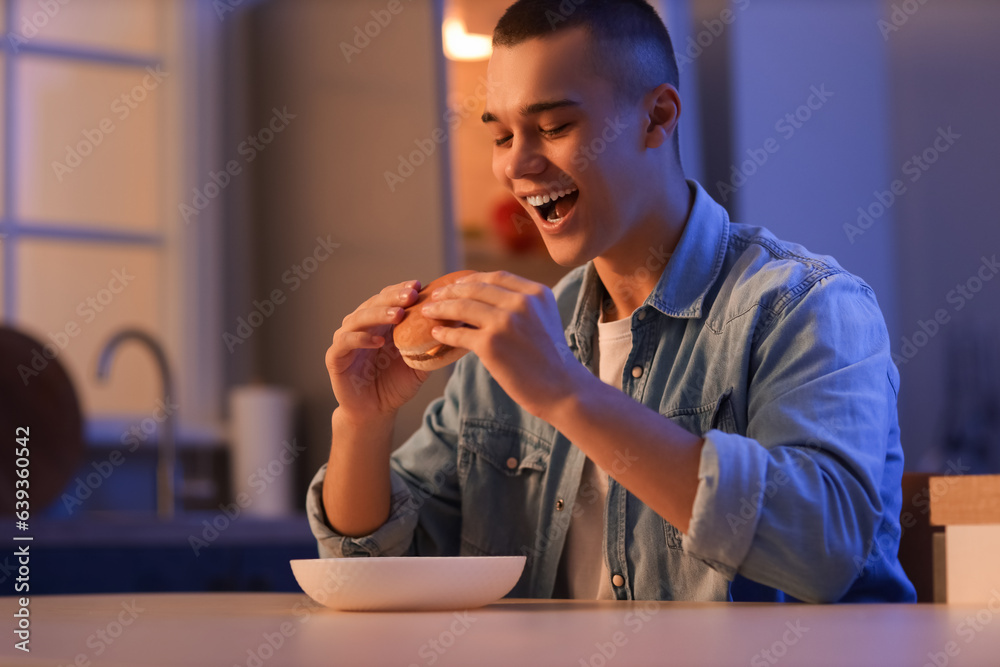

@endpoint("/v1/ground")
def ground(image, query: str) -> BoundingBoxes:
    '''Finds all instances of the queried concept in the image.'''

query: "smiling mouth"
[526,186,579,224]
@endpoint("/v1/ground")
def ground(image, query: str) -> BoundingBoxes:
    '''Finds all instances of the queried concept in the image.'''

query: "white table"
[4,593,1000,666]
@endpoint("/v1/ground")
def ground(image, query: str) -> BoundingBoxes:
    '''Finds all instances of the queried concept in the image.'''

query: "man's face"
[484,28,650,267]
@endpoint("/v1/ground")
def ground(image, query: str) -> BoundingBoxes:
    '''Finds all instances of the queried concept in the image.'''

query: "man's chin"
[539,237,594,268]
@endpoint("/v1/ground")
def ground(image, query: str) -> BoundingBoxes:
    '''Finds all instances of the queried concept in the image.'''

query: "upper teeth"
[526,186,578,207]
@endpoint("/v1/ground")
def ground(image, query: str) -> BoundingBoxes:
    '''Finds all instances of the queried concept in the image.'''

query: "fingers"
[426,271,552,327]
[338,279,421,337]
[342,305,405,334]
[430,271,546,308]
[421,297,493,326]
[430,281,515,309]
[456,270,541,294]
[327,280,421,371]
[429,319,477,352]
[342,330,385,350]
[367,280,421,308]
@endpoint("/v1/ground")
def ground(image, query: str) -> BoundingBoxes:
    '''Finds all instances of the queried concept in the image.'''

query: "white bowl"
[290,556,526,611]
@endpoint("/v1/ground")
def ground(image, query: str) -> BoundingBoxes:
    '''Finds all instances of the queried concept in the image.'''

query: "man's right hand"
[325,280,431,424]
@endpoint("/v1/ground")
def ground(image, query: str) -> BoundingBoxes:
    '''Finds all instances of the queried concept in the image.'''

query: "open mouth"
[527,186,579,225]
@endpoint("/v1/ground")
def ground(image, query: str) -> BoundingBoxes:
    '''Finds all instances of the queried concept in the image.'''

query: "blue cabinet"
[14,516,318,594]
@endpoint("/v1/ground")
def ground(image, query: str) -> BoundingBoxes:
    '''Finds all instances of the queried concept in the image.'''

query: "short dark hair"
[493,0,679,109]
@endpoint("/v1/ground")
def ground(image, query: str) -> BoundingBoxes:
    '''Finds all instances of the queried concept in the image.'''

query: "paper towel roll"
[229,385,297,517]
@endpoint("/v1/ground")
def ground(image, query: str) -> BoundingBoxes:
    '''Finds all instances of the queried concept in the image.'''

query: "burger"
[394,270,478,371]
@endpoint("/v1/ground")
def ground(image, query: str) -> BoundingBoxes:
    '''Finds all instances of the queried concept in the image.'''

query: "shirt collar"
[567,179,730,356]
[646,179,730,319]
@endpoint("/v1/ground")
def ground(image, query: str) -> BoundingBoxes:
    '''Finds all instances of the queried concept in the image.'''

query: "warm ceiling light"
[443,17,492,61]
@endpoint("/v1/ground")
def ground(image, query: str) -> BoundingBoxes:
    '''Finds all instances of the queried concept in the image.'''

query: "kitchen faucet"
[96,329,177,520]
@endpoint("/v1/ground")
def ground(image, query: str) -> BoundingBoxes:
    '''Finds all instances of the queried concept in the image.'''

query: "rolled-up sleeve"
[305,356,467,559]
[683,274,895,603]
[305,463,420,558]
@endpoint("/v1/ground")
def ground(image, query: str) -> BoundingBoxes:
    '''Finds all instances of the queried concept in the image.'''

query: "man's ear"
[643,83,681,150]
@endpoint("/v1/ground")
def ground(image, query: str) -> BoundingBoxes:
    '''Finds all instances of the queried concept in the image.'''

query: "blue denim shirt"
[306,180,916,604]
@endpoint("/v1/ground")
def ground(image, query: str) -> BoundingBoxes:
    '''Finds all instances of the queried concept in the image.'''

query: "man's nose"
[504,139,546,180]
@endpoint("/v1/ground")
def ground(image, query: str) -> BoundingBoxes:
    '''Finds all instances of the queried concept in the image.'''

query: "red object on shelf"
[491,196,544,254]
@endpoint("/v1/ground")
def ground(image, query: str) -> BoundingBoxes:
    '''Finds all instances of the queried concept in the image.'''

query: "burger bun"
[395,270,478,371]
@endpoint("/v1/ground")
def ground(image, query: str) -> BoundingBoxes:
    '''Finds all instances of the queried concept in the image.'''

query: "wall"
[723,0,1000,471]
[727,0,899,338]
[243,0,455,496]
[234,0,1000,487]
[886,0,1000,471]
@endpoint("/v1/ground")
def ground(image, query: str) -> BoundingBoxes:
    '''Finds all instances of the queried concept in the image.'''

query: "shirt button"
[636,310,646,321]
[612,574,625,587]
[631,366,643,378]
[555,499,565,511]
[506,457,518,470]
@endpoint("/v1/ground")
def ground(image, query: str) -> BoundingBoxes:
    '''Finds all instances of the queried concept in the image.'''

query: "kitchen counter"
[5,592,1000,666]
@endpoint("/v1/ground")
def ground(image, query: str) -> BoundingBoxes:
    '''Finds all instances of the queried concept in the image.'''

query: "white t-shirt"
[556,306,634,599]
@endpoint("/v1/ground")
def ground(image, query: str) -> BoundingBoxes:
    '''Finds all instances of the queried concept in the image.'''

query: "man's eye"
[494,134,512,147]
[542,123,570,135]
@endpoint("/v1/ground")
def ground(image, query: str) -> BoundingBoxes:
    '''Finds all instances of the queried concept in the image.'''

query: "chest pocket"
[456,419,551,557]
[662,388,737,437]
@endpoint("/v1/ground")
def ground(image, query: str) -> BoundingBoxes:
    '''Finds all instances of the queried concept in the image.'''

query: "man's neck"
[594,178,694,322]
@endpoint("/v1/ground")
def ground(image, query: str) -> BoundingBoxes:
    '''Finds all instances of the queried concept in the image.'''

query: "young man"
[310,0,916,603]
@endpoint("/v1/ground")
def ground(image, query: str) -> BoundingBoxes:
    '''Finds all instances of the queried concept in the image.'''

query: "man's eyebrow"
[481,99,581,124]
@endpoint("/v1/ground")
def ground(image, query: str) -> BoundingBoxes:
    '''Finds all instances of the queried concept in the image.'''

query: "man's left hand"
[421,270,590,421]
